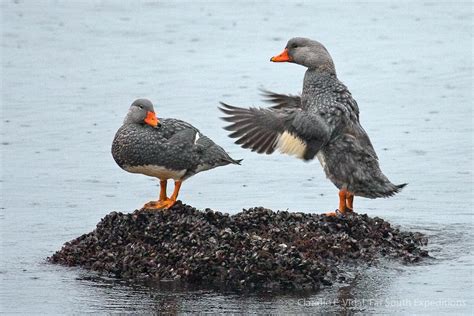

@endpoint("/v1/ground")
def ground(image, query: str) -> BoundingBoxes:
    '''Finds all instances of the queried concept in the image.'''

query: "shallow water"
[1,0,473,314]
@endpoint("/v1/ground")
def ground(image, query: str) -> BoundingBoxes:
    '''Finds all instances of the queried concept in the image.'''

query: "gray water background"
[1,1,473,314]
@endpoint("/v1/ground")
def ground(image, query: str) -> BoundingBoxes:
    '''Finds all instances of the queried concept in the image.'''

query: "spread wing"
[219,102,292,155]
[219,102,331,160]
[260,89,302,110]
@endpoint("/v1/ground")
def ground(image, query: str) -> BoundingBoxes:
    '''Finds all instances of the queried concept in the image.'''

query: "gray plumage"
[112,99,241,181]
[220,37,406,199]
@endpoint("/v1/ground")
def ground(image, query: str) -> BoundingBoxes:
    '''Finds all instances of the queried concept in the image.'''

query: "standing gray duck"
[219,37,406,216]
[112,99,241,209]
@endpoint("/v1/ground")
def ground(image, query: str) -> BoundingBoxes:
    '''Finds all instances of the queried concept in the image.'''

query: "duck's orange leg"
[143,180,170,209]
[159,180,168,201]
[157,180,182,209]
[326,189,353,216]
[346,192,354,211]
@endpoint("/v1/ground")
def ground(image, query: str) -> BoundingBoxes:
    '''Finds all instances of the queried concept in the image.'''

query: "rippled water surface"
[1,1,472,314]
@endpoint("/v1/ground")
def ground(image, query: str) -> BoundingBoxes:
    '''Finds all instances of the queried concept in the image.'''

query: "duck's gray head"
[270,37,335,74]
[124,98,160,128]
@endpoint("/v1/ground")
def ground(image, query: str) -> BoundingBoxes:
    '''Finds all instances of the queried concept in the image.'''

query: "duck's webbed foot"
[325,209,339,217]
[143,199,175,210]
[143,200,159,209]
[143,198,177,209]
[325,208,353,217]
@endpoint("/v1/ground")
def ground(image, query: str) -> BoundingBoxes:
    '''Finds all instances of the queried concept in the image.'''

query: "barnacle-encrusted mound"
[49,202,428,291]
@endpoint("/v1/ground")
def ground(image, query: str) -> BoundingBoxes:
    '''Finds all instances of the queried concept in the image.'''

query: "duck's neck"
[302,69,338,95]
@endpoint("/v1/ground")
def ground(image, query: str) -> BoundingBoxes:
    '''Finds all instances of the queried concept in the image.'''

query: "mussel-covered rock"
[49,202,428,291]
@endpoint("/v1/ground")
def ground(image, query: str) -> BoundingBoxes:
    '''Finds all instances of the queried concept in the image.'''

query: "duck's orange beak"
[270,48,292,62]
[144,111,159,128]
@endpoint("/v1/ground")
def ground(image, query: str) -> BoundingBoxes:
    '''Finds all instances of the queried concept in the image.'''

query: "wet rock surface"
[49,202,429,291]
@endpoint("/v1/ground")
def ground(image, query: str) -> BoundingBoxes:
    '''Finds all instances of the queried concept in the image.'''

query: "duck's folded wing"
[166,128,196,146]
[260,89,302,110]
[219,102,330,160]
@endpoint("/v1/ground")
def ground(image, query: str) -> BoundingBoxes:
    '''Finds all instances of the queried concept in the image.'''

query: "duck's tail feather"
[223,157,243,165]
[385,183,408,197]
[233,158,243,165]
[361,182,407,199]
[397,183,408,190]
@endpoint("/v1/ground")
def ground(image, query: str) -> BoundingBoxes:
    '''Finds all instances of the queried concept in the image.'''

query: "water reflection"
[69,258,404,314]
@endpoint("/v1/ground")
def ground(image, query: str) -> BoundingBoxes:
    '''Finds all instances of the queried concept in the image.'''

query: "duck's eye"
[291,43,298,48]
[137,105,143,109]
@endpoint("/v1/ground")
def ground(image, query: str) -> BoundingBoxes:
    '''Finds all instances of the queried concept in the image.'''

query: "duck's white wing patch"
[275,131,307,159]
[194,132,201,144]
[125,165,186,180]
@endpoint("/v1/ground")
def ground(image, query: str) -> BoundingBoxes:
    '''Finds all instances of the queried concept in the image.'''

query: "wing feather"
[260,89,302,110]
[219,102,290,155]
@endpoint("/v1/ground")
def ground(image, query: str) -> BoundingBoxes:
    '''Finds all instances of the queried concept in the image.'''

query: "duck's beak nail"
[270,48,291,62]
[144,111,159,127]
